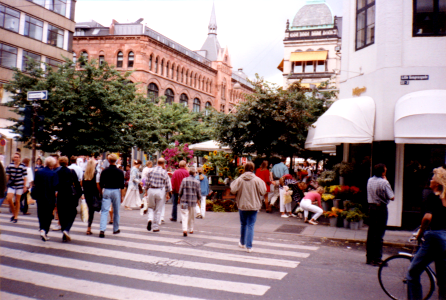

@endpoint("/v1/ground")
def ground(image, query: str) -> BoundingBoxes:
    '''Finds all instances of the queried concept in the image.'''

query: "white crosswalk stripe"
[0,213,319,299]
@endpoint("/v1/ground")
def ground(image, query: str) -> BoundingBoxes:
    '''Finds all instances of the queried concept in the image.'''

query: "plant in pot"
[321,193,335,211]
[346,210,363,230]
[323,207,343,227]
[339,210,350,228]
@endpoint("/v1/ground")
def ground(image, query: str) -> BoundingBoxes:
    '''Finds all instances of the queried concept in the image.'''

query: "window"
[165,88,174,104]
[24,16,44,41]
[304,61,314,73]
[80,51,88,67]
[160,60,164,76]
[128,51,134,68]
[47,58,62,70]
[181,70,184,82]
[176,67,179,81]
[221,84,226,99]
[413,0,446,36]
[316,60,326,72]
[73,52,76,64]
[0,5,20,33]
[28,0,45,6]
[148,83,159,101]
[0,43,17,68]
[180,93,188,107]
[155,57,158,73]
[149,55,152,70]
[22,51,40,70]
[220,105,225,112]
[47,24,64,48]
[49,0,67,16]
[193,98,201,112]
[205,102,212,115]
[117,51,123,68]
[293,62,303,73]
[171,64,174,79]
[166,62,169,77]
[356,0,375,50]
[99,55,105,65]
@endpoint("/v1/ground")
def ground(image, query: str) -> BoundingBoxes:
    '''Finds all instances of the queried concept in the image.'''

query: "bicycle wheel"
[378,255,435,300]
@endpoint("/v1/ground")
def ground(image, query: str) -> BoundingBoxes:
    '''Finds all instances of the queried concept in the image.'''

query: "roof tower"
[200,2,222,61]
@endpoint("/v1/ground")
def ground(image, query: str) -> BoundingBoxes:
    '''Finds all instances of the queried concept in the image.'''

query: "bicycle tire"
[378,255,435,300]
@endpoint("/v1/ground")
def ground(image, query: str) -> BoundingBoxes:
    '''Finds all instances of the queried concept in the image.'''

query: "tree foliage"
[213,75,335,157]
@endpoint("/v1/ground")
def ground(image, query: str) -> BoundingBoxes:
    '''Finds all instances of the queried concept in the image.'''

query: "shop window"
[128,51,134,68]
[0,43,17,68]
[413,0,446,36]
[356,0,375,50]
[165,88,174,104]
[117,51,123,68]
[147,83,158,101]
[193,98,200,112]
[24,16,44,41]
[180,93,188,107]
[22,51,40,70]
[99,55,105,66]
[47,24,64,48]
[0,5,20,33]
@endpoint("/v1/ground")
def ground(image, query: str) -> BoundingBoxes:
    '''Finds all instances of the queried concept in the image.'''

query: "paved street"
[0,205,410,300]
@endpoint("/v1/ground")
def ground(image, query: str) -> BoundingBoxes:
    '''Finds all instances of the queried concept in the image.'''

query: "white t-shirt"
[68,163,83,182]
[26,167,34,188]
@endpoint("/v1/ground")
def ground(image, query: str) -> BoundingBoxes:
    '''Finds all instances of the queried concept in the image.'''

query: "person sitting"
[300,187,324,225]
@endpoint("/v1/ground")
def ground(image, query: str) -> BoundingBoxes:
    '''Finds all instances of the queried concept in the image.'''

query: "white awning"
[0,128,19,139]
[305,122,337,152]
[395,90,446,144]
[188,140,231,152]
[311,96,375,146]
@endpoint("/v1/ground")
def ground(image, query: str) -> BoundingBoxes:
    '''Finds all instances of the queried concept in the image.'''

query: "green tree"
[213,75,335,157]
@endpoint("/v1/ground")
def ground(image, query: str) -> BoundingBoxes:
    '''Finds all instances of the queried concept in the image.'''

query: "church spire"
[208,2,217,35]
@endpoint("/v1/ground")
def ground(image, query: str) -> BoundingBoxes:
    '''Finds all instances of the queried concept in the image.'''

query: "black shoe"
[12,218,17,223]
[10,216,14,222]
[183,231,187,237]
[170,218,177,222]
[99,231,105,238]
[147,220,152,231]
[366,260,382,267]
[62,234,67,242]
[113,230,120,234]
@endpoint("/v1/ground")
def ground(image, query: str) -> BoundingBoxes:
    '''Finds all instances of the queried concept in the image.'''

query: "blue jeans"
[171,193,179,221]
[100,189,121,232]
[239,210,258,249]
[407,230,446,300]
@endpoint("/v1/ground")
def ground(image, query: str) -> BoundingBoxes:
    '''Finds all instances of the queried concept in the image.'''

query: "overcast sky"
[75,0,342,86]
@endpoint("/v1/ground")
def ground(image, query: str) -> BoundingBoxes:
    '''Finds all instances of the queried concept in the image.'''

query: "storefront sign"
[352,87,366,96]
[400,75,429,80]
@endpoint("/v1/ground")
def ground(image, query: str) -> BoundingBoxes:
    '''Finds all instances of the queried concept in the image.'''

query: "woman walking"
[230,162,266,253]
[83,159,101,235]
[300,186,324,225]
[56,156,82,242]
[122,160,142,210]
[255,160,273,213]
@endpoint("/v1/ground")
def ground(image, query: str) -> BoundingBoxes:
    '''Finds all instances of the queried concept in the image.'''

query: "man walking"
[99,154,125,238]
[170,160,189,222]
[68,156,83,182]
[32,157,59,241]
[270,157,289,206]
[178,167,201,236]
[145,158,172,233]
[366,163,394,266]
[5,152,27,223]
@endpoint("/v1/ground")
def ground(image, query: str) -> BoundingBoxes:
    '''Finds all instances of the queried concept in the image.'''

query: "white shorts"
[7,188,24,196]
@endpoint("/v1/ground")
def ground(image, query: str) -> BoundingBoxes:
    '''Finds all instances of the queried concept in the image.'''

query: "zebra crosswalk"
[0,213,319,299]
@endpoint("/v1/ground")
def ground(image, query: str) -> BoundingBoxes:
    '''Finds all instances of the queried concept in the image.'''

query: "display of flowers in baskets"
[330,185,361,200]
[203,150,237,179]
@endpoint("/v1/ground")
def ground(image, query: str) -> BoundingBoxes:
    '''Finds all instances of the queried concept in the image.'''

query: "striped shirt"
[178,175,201,207]
[6,163,27,189]
[145,166,172,192]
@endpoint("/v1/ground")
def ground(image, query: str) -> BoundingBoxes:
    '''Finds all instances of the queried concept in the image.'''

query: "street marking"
[0,265,204,300]
[204,242,311,258]
[1,247,270,296]
[0,292,36,300]
[0,234,289,280]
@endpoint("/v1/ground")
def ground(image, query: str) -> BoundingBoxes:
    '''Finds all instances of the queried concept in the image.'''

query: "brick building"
[73,5,253,114]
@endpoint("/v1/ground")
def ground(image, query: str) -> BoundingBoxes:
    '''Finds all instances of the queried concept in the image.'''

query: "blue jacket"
[195,174,209,196]
[32,167,59,203]
[271,162,289,179]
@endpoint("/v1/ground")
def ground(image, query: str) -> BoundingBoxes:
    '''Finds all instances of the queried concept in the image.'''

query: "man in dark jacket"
[32,157,59,241]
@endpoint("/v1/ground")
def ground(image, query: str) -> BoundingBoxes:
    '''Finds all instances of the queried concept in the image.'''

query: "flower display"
[321,193,335,201]
[162,140,194,169]
[204,150,237,178]
[323,207,343,218]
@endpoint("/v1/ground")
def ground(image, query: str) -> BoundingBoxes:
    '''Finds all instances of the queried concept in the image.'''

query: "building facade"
[73,6,253,114]
[0,0,76,164]
[279,0,342,89]
[307,0,446,228]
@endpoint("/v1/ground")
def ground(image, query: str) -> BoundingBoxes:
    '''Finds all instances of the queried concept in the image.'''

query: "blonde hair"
[83,159,96,181]
[316,187,324,194]
[433,167,446,199]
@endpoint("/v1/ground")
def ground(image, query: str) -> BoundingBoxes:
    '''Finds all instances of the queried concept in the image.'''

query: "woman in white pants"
[300,187,324,225]
[194,167,209,219]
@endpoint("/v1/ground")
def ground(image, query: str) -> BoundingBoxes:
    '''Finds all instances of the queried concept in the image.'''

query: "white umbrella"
[188,140,231,152]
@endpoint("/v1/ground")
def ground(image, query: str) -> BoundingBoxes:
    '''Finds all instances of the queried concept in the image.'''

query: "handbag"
[138,183,143,194]
[92,195,102,212]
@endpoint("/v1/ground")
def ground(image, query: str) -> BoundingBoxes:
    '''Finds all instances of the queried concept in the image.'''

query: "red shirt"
[171,168,189,194]
[255,168,271,192]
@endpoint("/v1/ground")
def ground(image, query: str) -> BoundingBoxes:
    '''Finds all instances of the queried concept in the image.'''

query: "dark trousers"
[20,190,29,214]
[57,198,78,233]
[171,193,179,221]
[366,204,388,262]
[85,196,96,227]
[37,199,55,234]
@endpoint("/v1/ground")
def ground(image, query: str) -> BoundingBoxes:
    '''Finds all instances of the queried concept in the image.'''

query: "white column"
[41,55,46,71]
[19,12,26,35]
[63,29,69,51]
[66,0,71,19]
[388,143,404,227]
[17,48,23,70]
[42,22,48,44]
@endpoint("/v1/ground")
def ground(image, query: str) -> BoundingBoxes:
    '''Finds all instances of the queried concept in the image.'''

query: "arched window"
[171,64,175,79]
[165,88,174,104]
[73,52,77,64]
[193,98,201,112]
[160,59,164,76]
[128,51,134,68]
[181,69,183,82]
[180,93,188,107]
[176,67,179,81]
[205,101,212,116]
[149,55,153,70]
[166,62,169,77]
[147,83,159,101]
[210,80,212,93]
[155,57,158,73]
[117,51,123,68]
[220,104,225,112]
[80,51,88,67]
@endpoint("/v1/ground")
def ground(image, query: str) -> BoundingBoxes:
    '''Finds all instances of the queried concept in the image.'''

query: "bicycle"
[378,231,437,300]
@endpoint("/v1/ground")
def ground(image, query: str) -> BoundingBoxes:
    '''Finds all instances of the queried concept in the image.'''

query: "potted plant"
[323,207,343,227]
[321,193,334,211]
[339,210,350,228]
[346,210,363,230]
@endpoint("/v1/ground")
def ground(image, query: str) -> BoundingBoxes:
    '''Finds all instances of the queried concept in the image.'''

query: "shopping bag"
[80,199,89,223]
[284,194,292,204]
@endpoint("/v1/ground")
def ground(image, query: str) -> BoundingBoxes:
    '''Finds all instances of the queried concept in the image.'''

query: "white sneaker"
[238,242,246,249]
[281,214,289,218]
[40,230,48,241]
[308,220,318,225]
[289,214,297,218]
[63,230,71,241]
[52,224,61,231]
[247,248,253,253]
